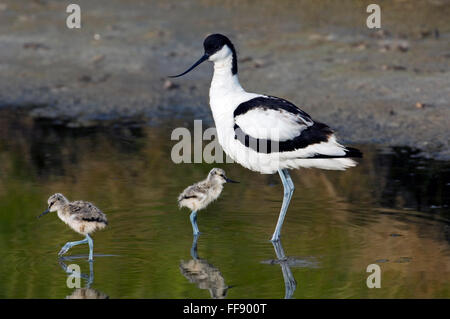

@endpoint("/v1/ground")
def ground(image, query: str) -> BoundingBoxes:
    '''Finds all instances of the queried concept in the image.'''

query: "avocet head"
[207,168,239,184]
[38,193,69,218]
[170,33,237,78]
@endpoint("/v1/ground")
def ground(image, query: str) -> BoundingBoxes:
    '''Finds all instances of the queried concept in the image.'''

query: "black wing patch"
[232,96,363,157]
[233,96,313,124]
[234,122,333,154]
[180,195,198,201]
[233,95,329,153]
[307,147,363,159]
[82,217,108,225]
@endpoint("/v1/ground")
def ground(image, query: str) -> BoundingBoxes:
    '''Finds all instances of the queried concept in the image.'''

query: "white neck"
[210,55,244,97]
[208,52,260,130]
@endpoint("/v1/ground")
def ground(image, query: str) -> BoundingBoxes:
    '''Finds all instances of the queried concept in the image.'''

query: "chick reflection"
[179,235,230,299]
[59,260,108,299]
[262,240,319,299]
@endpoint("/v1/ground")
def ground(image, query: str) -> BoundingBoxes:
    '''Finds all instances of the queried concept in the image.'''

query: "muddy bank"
[0,0,449,158]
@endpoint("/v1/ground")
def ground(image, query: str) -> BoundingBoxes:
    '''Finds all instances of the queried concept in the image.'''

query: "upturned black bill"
[169,54,209,78]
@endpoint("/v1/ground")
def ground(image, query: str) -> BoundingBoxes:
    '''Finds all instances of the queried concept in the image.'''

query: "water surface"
[0,110,449,298]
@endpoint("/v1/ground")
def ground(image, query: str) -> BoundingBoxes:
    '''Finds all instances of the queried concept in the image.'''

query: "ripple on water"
[0,112,449,298]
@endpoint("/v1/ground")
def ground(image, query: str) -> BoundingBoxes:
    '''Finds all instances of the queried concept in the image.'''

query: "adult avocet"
[170,34,362,241]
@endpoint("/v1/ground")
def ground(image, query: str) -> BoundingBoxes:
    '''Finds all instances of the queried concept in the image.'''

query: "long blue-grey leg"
[272,240,297,299]
[190,210,200,236]
[284,169,295,193]
[271,169,295,241]
[58,238,88,256]
[87,259,94,287]
[190,234,200,260]
[86,234,94,261]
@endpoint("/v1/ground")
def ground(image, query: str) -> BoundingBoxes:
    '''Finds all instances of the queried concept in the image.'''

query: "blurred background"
[0,0,449,298]
[0,0,449,157]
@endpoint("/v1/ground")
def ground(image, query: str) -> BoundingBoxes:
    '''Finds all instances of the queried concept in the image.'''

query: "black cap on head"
[203,34,230,55]
[169,33,237,78]
[203,34,237,75]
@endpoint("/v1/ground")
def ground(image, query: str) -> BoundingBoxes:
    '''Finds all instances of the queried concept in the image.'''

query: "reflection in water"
[262,240,320,299]
[180,235,230,299]
[271,240,297,299]
[0,110,449,298]
[59,259,108,299]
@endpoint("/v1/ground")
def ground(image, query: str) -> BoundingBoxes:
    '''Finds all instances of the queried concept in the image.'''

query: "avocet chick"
[178,168,238,235]
[39,193,108,261]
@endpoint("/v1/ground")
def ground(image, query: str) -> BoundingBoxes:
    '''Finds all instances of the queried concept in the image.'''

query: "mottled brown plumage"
[47,194,107,235]
[178,168,238,235]
[178,168,236,211]
[62,200,108,235]
[40,193,108,261]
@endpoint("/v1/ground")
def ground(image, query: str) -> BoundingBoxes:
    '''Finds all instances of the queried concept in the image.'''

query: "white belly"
[212,108,281,174]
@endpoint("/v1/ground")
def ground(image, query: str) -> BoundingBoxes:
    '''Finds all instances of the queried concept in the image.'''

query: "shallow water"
[0,110,449,299]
